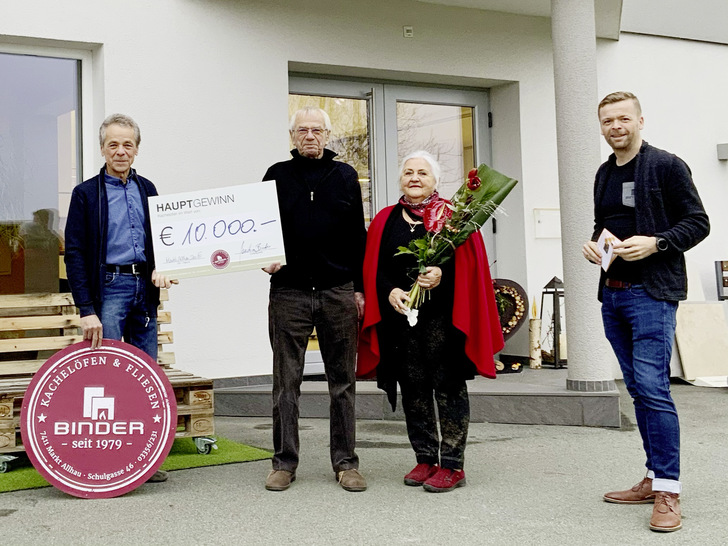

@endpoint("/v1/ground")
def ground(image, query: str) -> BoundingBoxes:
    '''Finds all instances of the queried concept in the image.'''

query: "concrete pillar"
[551,0,616,391]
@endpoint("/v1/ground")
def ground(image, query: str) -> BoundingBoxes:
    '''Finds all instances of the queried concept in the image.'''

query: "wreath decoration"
[492,278,528,340]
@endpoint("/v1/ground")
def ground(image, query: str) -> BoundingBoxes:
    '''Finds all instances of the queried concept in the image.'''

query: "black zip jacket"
[64,166,160,317]
[592,141,710,302]
[263,149,366,292]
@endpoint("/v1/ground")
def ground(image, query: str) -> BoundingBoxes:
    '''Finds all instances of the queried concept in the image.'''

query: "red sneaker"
[404,463,439,486]
[423,468,466,492]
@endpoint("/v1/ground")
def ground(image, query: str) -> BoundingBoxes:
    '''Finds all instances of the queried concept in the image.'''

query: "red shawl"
[357,205,504,379]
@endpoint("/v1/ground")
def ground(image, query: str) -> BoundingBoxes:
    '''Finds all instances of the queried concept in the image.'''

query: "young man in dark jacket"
[583,92,709,532]
[261,107,367,492]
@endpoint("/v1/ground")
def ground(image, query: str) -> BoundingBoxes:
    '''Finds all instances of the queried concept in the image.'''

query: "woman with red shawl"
[358,150,504,493]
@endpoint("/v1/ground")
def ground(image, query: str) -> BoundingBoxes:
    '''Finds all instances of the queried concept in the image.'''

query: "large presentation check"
[148,182,286,279]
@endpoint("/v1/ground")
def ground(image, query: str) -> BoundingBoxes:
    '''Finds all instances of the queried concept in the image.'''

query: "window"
[0,52,81,294]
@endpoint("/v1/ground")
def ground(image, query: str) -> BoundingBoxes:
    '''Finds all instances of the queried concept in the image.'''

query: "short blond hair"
[598,92,642,116]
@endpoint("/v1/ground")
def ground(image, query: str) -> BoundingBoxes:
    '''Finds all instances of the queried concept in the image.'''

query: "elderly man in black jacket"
[583,92,709,533]
[262,107,367,492]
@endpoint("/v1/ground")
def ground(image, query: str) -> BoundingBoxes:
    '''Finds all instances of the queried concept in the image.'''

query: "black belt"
[605,278,632,289]
[106,263,146,275]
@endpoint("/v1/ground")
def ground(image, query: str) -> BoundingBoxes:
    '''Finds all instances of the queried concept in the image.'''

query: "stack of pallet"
[0,291,215,460]
[157,289,215,443]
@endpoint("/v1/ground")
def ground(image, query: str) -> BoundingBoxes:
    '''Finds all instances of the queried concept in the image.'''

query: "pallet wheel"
[0,455,17,473]
[193,437,218,455]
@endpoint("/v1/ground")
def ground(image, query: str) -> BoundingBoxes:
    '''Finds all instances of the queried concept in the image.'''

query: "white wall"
[622,0,728,45]
[597,33,728,301]
[1,0,593,377]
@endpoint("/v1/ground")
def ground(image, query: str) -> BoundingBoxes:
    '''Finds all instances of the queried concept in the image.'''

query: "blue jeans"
[601,285,680,492]
[101,271,158,359]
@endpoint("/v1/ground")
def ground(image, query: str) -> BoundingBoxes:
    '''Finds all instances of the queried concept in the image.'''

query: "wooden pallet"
[156,289,176,368]
[0,293,83,379]
[0,377,26,452]
[167,368,215,438]
[0,291,214,455]
[0,369,214,453]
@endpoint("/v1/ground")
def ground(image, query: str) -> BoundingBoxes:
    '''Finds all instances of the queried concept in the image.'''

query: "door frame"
[289,76,491,213]
[289,75,494,374]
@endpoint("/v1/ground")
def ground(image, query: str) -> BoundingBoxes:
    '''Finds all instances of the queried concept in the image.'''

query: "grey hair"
[99,114,141,147]
[289,107,332,133]
[399,150,441,187]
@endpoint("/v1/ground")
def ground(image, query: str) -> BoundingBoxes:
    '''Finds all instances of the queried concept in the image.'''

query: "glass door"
[289,78,491,231]
[288,78,382,225]
[288,79,379,366]
[287,95,372,222]
[288,77,492,373]
[382,84,494,259]
[394,102,476,199]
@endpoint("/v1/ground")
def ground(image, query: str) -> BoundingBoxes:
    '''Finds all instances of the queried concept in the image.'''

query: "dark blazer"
[592,141,710,302]
[64,166,160,317]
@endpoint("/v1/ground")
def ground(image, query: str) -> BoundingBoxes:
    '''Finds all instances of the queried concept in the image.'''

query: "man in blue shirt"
[65,114,173,482]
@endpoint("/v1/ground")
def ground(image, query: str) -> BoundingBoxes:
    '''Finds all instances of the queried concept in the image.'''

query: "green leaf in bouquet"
[429,164,517,265]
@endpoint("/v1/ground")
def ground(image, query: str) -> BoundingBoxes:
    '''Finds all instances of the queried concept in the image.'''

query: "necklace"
[402,210,423,233]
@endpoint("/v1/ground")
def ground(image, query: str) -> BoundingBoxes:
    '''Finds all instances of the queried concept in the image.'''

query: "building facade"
[1,0,726,387]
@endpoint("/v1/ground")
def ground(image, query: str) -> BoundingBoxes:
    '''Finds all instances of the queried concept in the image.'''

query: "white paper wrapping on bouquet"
[403,307,419,327]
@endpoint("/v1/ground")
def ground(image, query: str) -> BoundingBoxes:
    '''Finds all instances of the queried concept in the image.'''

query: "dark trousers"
[268,283,360,473]
[398,313,470,470]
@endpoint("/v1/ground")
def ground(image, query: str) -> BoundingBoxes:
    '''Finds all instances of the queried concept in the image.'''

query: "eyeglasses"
[295,127,328,137]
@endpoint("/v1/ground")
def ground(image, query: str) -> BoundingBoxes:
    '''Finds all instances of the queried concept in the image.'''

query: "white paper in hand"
[597,228,621,271]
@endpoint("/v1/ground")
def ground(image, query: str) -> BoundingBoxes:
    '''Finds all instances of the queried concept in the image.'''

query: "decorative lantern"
[539,277,566,368]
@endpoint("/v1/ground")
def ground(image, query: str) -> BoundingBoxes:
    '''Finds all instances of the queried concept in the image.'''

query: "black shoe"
[147,470,169,483]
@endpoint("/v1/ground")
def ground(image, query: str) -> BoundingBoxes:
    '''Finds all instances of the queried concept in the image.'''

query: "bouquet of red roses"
[396,164,517,325]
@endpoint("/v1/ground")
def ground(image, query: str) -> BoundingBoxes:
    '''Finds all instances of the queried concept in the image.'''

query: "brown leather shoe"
[650,492,682,532]
[337,469,367,492]
[265,469,295,491]
[603,477,655,504]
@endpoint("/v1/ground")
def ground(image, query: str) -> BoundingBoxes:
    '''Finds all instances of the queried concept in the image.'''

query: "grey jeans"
[268,283,360,473]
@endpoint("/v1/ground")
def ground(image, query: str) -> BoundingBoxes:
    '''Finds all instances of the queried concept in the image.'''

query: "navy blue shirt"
[104,172,147,265]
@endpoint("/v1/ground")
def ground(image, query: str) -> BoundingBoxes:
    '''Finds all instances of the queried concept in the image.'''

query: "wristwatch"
[655,237,668,252]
